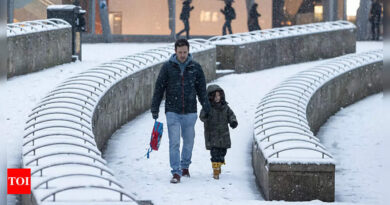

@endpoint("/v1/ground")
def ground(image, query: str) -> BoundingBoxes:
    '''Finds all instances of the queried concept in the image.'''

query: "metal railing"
[209,20,355,45]
[22,39,215,204]
[7,19,71,37]
[39,185,136,202]
[34,173,121,189]
[20,20,369,203]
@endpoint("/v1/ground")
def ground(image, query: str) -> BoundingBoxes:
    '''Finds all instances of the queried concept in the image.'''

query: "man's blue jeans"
[166,112,197,176]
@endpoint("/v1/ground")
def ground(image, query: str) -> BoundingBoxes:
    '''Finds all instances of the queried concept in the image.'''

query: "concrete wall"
[252,143,335,201]
[21,20,380,204]
[7,27,72,78]
[92,48,216,150]
[22,194,38,205]
[216,23,356,73]
[22,44,215,204]
[307,61,383,135]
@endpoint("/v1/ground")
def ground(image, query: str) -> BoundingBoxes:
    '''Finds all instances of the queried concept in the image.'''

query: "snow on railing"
[209,20,355,45]
[22,40,214,204]
[7,19,71,37]
[254,50,383,164]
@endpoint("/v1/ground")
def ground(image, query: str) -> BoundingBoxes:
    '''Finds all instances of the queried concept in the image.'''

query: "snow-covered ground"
[104,42,385,204]
[3,43,167,168]
[2,43,167,205]
[104,60,322,204]
[319,93,389,205]
[2,41,383,205]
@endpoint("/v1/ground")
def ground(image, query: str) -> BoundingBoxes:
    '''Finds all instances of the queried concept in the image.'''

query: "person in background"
[248,3,261,32]
[220,0,236,35]
[176,0,194,39]
[369,0,382,40]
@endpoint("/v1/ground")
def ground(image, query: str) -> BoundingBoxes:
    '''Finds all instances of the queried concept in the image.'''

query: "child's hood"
[207,84,224,94]
[207,84,226,104]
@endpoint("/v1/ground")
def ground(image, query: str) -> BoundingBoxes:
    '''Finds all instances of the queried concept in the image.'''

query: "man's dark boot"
[182,169,190,177]
[170,174,180,184]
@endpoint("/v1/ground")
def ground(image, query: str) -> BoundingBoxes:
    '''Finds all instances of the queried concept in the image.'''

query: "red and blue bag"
[146,120,163,158]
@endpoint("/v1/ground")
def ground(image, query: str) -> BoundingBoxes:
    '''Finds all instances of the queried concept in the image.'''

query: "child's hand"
[230,121,238,129]
[204,113,209,119]
[199,110,210,122]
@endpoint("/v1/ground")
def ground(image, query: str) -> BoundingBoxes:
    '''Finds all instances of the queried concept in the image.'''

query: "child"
[200,84,238,179]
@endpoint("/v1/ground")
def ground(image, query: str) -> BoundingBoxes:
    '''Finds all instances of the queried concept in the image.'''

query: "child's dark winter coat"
[199,84,238,150]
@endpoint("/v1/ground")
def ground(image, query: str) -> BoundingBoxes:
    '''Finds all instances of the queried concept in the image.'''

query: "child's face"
[214,91,221,103]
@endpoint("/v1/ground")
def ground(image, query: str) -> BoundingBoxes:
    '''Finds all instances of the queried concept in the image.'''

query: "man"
[151,39,210,184]
[220,0,236,35]
[176,0,194,39]
[248,3,261,32]
[370,0,382,40]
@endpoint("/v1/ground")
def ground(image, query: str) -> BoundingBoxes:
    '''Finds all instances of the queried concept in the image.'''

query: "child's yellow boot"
[212,162,220,179]
[219,162,225,174]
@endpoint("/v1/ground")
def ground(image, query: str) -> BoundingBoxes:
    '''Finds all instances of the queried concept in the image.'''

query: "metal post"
[272,0,285,28]
[343,0,347,20]
[330,0,335,20]
[168,0,176,41]
[0,0,8,202]
[7,0,14,23]
[99,0,112,42]
[323,0,338,21]
[89,0,96,34]
[2,0,8,80]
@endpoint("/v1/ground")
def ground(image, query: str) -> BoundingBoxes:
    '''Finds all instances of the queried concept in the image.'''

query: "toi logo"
[7,169,31,194]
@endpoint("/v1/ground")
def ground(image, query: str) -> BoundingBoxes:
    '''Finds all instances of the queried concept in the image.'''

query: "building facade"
[10,0,361,37]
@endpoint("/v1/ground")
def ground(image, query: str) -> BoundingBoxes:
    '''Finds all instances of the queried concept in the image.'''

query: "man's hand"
[152,112,158,120]
[230,121,238,129]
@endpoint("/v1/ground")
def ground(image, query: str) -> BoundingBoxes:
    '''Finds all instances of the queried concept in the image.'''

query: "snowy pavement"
[3,43,167,169]
[319,93,389,205]
[103,60,323,204]
[2,43,167,205]
[2,41,384,205]
[104,42,383,204]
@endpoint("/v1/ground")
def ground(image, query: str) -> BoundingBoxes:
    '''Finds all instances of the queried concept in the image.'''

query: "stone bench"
[22,39,216,205]
[252,50,383,202]
[20,20,381,204]
[211,21,356,73]
[7,19,72,78]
